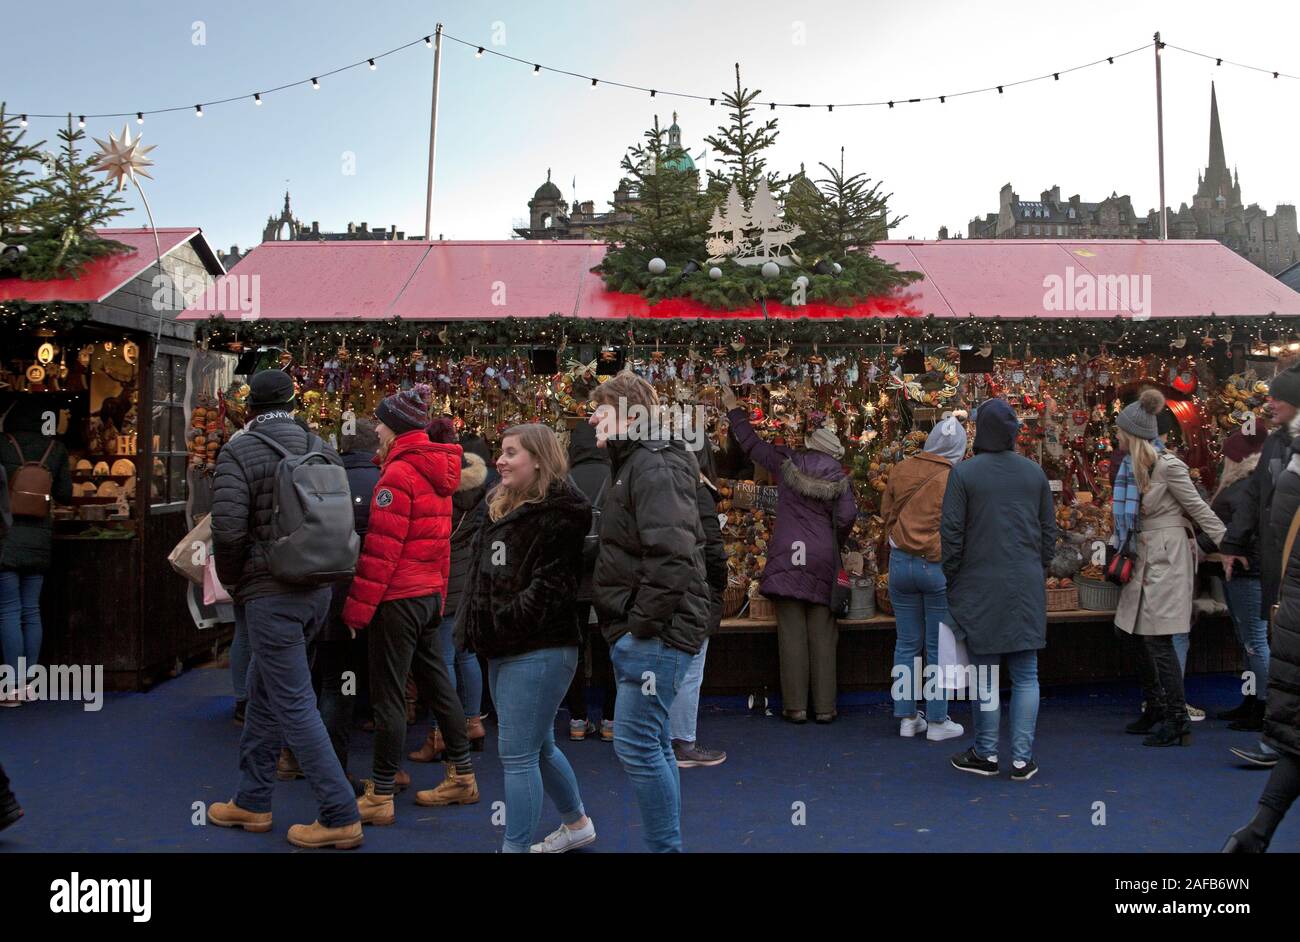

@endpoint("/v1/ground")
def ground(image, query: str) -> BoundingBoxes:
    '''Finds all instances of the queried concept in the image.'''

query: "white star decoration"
[91,125,157,191]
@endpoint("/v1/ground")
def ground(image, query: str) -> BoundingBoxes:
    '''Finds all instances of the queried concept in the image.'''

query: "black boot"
[0,786,23,832]
[1229,698,1266,733]
[1144,710,1192,747]
[1216,695,1255,722]
[1126,700,1163,735]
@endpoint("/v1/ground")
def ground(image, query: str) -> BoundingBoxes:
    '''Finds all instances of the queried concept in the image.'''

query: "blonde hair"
[1116,428,1158,493]
[487,423,569,522]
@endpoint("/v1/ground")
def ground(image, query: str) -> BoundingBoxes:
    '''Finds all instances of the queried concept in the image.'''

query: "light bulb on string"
[368,59,377,70]
[254,93,262,105]
[475,47,483,57]
[78,116,85,128]
[136,112,144,124]
[19,115,27,127]
[195,104,203,117]
[312,77,320,90]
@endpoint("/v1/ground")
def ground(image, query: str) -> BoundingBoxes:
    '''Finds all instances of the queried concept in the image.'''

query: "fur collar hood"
[781,458,849,501]
[459,452,488,492]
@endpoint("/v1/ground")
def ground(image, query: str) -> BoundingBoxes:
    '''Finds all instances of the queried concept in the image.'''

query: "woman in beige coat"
[1113,389,1226,746]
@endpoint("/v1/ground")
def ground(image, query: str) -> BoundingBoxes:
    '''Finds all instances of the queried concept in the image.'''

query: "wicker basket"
[723,582,747,619]
[747,594,776,621]
[1045,585,1079,612]
[1076,576,1120,612]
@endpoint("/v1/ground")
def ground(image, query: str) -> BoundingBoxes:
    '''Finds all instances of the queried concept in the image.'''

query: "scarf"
[1112,440,1163,547]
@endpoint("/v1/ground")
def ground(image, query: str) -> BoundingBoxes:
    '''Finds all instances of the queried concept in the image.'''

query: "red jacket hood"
[382,431,462,497]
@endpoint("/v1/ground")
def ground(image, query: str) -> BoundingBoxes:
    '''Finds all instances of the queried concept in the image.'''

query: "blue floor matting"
[0,666,1292,853]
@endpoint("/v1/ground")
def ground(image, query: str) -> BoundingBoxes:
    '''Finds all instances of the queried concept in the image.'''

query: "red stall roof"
[180,238,1300,323]
[0,228,225,304]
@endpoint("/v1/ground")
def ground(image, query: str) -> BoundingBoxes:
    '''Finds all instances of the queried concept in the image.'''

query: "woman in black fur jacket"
[458,423,596,853]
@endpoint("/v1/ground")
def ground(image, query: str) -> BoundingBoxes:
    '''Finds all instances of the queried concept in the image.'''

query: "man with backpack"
[207,370,363,850]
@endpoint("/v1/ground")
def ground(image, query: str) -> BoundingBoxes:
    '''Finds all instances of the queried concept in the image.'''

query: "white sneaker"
[925,719,965,742]
[899,714,928,737]
[529,818,596,853]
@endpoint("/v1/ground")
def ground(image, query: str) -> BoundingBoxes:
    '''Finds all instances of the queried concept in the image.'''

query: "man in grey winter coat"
[941,398,1056,781]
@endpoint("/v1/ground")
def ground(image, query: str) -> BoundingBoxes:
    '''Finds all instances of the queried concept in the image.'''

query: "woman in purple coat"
[723,386,858,723]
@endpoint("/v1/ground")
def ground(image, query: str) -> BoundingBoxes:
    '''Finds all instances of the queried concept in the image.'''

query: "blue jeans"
[1220,576,1270,699]
[488,646,586,853]
[0,571,42,677]
[611,633,695,853]
[436,613,483,718]
[669,638,708,743]
[888,549,949,723]
[235,589,359,828]
[230,608,251,703]
[1173,631,1189,676]
[970,649,1039,764]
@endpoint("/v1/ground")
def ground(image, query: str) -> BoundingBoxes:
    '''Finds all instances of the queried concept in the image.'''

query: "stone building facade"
[219,192,410,268]
[952,84,1299,274]
[513,114,698,240]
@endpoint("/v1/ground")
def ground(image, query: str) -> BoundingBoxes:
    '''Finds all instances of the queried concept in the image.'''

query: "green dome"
[661,151,696,172]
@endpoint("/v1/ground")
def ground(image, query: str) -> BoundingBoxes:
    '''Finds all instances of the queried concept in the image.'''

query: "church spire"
[1208,81,1226,173]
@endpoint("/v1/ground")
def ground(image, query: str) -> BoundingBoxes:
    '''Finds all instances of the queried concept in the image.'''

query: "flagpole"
[424,23,443,240]
[1154,31,1167,240]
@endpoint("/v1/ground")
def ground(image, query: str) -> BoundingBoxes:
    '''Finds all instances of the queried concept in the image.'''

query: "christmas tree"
[703,64,792,204]
[22,115,127,280]
[786,149,906,257]
[595,115,708,292]
[0,103,48,246]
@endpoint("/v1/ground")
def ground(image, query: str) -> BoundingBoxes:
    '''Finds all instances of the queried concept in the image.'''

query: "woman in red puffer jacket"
[341,387,476,826]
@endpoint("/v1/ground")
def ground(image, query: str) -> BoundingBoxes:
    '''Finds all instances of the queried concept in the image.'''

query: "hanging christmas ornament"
[26,364,45,384]
[648,257,667,275]
[761,261,780,279]
[36,343,54,364]
[708,267,722,280]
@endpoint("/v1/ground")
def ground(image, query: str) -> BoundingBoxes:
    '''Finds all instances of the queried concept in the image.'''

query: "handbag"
[169,513,211,586]
[937,620,970,693]
[567,473,608,568]
[1105,532,1137,585]
[830,517,851,618]
[202,555,232,606]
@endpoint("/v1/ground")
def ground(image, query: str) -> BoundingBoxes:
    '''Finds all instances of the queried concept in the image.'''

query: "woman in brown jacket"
[1112,390,1225,746]
[883,413,967,741]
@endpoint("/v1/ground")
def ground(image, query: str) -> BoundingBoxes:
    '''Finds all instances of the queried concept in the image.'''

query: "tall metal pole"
[424,23,443,241]
[1154,31,1167,240]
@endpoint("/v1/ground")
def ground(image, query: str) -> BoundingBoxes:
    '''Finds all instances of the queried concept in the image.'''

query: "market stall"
[0,227,227,690]
[187,235,1300,694]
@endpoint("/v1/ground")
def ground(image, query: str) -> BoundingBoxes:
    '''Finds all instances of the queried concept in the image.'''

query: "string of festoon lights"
[10,30,1300,129]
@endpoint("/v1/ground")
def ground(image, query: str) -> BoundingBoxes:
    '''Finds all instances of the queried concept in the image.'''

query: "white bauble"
[648,257,667,275]
[761,261,780,279]
[709,266,722,280]
[832,262,843,274]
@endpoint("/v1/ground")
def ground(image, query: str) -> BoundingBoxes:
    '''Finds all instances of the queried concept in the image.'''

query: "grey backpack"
[247,430,359,584]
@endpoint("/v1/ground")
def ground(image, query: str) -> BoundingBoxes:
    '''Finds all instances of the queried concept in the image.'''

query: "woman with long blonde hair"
[458,423,597,852]
[1112,389,1226,746]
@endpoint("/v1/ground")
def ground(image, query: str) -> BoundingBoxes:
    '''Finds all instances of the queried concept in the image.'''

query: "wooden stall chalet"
[0,228,227,690]
[184,236,1300,697]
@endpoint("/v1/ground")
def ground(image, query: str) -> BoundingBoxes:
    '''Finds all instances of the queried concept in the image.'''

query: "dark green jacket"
[0,430,73,572]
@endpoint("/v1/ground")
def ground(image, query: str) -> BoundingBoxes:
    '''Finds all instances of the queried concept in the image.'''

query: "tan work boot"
[286,819,363,850]
[208,799,272,833]
[466,716,486,752]
[357,781,395,826]
[276,747,303,781]
[409,727,444,762]
[414,763,480,806]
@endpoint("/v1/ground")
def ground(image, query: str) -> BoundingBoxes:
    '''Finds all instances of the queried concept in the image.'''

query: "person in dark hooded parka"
[941,398,1056,781]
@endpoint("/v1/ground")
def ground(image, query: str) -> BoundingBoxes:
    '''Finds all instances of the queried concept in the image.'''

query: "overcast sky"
[4,0,1296,256]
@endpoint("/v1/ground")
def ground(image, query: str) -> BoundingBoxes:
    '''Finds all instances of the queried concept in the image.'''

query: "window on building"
[151,352,190,507]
